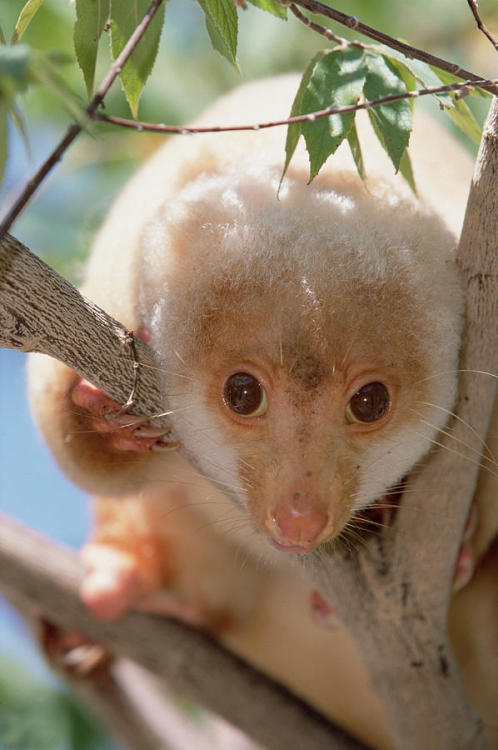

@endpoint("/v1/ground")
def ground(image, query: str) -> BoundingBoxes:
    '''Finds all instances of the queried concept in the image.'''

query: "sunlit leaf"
[281,51,326,184]
[11,0,44,44]
[247,0,287,19]
[431,67,492,98]
[446,96,481,144]
[399,148,416,194]
[364,50,412,172]
[74,0,110,98]
[382,49,454,108]
[197,0,238,68]
[111,0,167,118]
[300,46,368,181]
[346,120,365,181]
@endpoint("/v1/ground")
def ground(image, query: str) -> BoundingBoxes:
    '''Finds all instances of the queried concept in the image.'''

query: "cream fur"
[27,74,498,749]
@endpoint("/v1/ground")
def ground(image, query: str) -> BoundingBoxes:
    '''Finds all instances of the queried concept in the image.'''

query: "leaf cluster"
[0,0,489,200]
[283,42,485,189]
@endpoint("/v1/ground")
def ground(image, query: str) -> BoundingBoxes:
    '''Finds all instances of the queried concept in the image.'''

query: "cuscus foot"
[38,617,112,679]
[71,378,179,453]
[79,541,206,628]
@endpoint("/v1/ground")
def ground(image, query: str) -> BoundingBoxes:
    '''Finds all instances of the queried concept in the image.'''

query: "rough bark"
[0,514,366,750]
[309,97,497,749]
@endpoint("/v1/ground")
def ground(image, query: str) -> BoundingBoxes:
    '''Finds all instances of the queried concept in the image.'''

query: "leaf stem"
[93,78,496,136]
[284,1,498,95]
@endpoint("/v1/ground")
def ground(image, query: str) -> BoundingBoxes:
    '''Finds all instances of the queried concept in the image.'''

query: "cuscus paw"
[71,378,179,453]
[79,542,206,628]
[453,503,479,593]
[38,617,112,679]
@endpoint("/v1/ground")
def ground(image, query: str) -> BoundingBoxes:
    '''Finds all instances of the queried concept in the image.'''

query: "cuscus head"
[140,164,464,554]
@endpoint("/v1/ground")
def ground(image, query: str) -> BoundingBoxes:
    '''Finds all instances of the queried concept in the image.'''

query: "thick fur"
[28,75,497,748]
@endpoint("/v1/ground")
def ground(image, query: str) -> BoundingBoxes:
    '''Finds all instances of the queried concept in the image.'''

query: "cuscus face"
[140,167,463,555]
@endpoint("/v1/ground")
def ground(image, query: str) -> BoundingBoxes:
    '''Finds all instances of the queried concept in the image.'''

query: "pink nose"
[271,492,328,549]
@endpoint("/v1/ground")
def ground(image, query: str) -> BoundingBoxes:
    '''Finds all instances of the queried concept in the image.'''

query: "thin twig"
[284,0,498,95]
[466,0,498,51]
[93,78,496,136]
[288,3,350,46]
[0,0,165,240]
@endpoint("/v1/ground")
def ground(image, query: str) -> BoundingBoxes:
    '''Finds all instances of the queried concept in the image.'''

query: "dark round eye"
[346,382,390,424]
[224,372,268,417]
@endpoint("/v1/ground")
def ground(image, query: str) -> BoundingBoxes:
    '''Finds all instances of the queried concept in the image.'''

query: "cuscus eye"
[223,372,268,417]
[346,382,390,424]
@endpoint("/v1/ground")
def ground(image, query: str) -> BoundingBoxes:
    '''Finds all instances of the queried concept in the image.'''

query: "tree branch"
[465,0,498,51]
[93,78,496,135]
[0,0,165,239]
[285,0,498,95]
[0,513,368,750]
[308,96,497,750]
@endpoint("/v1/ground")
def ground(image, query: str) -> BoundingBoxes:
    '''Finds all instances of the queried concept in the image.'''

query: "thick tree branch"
[309,96,497,750]
[0,513,367,750]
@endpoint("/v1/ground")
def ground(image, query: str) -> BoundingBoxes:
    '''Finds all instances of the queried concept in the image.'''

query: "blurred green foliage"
[0,655,113,750]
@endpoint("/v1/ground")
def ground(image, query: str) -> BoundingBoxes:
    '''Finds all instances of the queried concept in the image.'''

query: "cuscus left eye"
[345,381,390,424]
[223,372,268,417]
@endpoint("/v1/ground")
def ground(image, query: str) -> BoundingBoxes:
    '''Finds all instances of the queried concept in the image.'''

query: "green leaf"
[399,149,416,194]
[74,0,110,98]
[0,24,6,45]
[0,44,31,100]
[111,0,167,119]
[382,48,454,108]
[364,51,412,172]
[11,0,44,44]
[446,96,481,143]
[431,67,492,98]
[281,51,327,185]
[197,0,238,69]
[247,0,287,19]
[301,46,368,181]
[0,100,7,187]
[346,121,365,181]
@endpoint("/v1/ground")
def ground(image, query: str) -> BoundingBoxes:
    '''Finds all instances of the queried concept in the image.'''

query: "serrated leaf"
[247,0,287,18]
[399,149,416,194]
[346,121,365,181]
[432,67,492,99]
[197,0,238,68]
[446,96,481,143]
[111,0,166,119]
[281,51,327,186]
[11,0,44,44]
[74,0,110,98]
[301,46,368,181]
[382,48,454,108]
[0,100,8,187]
[364,51,412,172]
